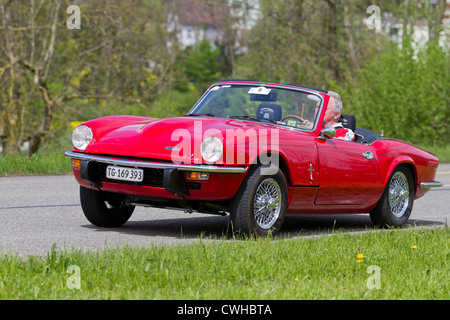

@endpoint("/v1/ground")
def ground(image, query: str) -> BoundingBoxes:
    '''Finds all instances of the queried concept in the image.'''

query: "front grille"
[97,162,164,187]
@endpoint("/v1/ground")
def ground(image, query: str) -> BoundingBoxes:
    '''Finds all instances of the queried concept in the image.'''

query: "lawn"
[0,227,447,300]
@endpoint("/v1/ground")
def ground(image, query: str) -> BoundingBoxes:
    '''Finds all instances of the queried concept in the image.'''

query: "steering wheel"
[281,115,306,127]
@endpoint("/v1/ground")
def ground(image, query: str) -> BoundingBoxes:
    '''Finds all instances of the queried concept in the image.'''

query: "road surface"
[1,164,448,257]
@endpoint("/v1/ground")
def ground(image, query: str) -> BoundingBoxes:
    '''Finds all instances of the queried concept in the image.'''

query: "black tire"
[230,165,288,236]
[80,186,134,227]
[370,166,414,227]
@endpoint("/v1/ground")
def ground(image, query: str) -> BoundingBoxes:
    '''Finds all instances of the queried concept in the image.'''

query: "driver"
[322,91,355,141]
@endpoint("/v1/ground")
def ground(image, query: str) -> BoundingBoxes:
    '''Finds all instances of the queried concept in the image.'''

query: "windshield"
[188,84,323,131]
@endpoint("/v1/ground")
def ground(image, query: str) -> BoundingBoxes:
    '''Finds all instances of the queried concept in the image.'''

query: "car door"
[315,138,382,205]
[281,130,320,213]
[280,131,319,186]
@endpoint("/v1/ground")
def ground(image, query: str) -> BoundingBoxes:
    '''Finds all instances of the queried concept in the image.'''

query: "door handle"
[363,151,374,160]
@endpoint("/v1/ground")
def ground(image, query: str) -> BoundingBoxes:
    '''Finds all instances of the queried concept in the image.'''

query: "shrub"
[337,39,449,147]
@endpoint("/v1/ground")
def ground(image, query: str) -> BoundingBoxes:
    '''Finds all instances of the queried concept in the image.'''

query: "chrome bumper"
[65,151,247,198]
[420,181,443,188]
[64,151,246,173]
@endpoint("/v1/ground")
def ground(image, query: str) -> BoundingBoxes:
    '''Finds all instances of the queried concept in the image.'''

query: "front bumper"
[65,151,246,173]
[419,181,443,188]
[65,151,247,200]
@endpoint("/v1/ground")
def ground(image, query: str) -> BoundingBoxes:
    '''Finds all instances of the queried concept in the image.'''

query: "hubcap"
[253,178,282,229]
[388,171,410,218]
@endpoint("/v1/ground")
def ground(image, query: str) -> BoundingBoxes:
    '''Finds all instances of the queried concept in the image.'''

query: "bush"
[337,39,449,147]
[148,89,201,118]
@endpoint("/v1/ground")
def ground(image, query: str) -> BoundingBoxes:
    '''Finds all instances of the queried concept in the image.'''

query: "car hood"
[83,116,282,164]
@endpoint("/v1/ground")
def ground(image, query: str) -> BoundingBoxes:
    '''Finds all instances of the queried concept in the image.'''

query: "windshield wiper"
[229,115,277,125]
[229,115,256,120]
[185,113,215,117]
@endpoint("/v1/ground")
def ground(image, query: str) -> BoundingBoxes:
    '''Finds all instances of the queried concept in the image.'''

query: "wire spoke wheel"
[370,166,414,228]
[388,171,410,218]
[253,178,282,230]
[230,165,288,236]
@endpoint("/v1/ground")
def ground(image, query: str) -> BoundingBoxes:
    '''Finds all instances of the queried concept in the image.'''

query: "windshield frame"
[186,82,325,132]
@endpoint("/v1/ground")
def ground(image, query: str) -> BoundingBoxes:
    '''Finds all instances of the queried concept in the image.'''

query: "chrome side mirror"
[318,126,336,140]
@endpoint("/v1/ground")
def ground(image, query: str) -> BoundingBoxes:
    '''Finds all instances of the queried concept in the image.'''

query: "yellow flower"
[411,245,417,249]
[294,277,299,281]
[357,259,363,263]
[357,253,364,259]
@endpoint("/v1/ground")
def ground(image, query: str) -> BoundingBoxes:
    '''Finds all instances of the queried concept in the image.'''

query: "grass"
[0,227,448,300]
[0,152,71,176]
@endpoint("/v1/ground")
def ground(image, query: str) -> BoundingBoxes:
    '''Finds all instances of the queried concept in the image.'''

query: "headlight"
[201,136,223,163]
[72,125,93,151]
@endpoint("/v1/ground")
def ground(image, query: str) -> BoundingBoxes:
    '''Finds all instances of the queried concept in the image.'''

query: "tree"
[180,40,223,92]
[0,0,61,154]
[233,0,379,88]
[0,0,178,155]
[337,38,449,146]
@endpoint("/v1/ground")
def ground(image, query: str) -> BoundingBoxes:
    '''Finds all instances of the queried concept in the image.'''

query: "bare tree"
[0,0,177,155]
[0,0,61,154]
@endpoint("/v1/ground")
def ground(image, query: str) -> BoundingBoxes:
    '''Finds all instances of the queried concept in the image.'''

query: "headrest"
[339,114,356,131]
[256,104,282,122]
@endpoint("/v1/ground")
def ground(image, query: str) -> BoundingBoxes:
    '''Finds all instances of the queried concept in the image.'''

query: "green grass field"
[0,227,448,300]
[0,152,71,176]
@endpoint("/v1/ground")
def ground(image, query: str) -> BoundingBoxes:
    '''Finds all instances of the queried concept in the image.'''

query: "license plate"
[106,165,144,182]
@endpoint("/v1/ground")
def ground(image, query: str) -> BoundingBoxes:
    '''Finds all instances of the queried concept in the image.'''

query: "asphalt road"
[1,164,449,257]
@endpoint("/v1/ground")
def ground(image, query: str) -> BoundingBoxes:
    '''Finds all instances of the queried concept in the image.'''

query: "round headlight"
[72,125,93,151]
[201,136,223,163]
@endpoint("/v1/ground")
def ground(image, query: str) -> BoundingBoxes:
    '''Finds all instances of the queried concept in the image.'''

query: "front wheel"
[230,165,288,236]
[370,166,414,227]
[80,186,135,227]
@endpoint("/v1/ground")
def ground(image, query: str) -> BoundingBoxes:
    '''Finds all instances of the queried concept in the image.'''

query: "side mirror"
[318,126,336,140]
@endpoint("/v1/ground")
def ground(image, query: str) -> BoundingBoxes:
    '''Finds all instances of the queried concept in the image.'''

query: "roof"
[175,0,230,26]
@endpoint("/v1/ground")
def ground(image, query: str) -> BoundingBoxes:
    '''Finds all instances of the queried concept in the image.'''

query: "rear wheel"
[80,186,134,227]
[230,165,288,236]
[370,166,414,227]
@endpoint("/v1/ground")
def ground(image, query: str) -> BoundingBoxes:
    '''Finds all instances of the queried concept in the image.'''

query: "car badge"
[165,146,180,151]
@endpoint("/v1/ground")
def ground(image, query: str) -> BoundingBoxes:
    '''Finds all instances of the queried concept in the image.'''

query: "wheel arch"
[232,151,291,209]
[384,158,418,194]
[250,150,292,185]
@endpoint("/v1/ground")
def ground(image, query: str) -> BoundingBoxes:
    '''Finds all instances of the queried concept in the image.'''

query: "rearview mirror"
[318,126,336,140]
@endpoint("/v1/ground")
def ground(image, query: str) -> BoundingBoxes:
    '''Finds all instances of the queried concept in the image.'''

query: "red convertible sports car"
[66,80,442,236]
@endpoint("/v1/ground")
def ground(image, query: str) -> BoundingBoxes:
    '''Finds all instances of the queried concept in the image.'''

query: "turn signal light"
[72,159,81,168]
[187,171,209,180]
